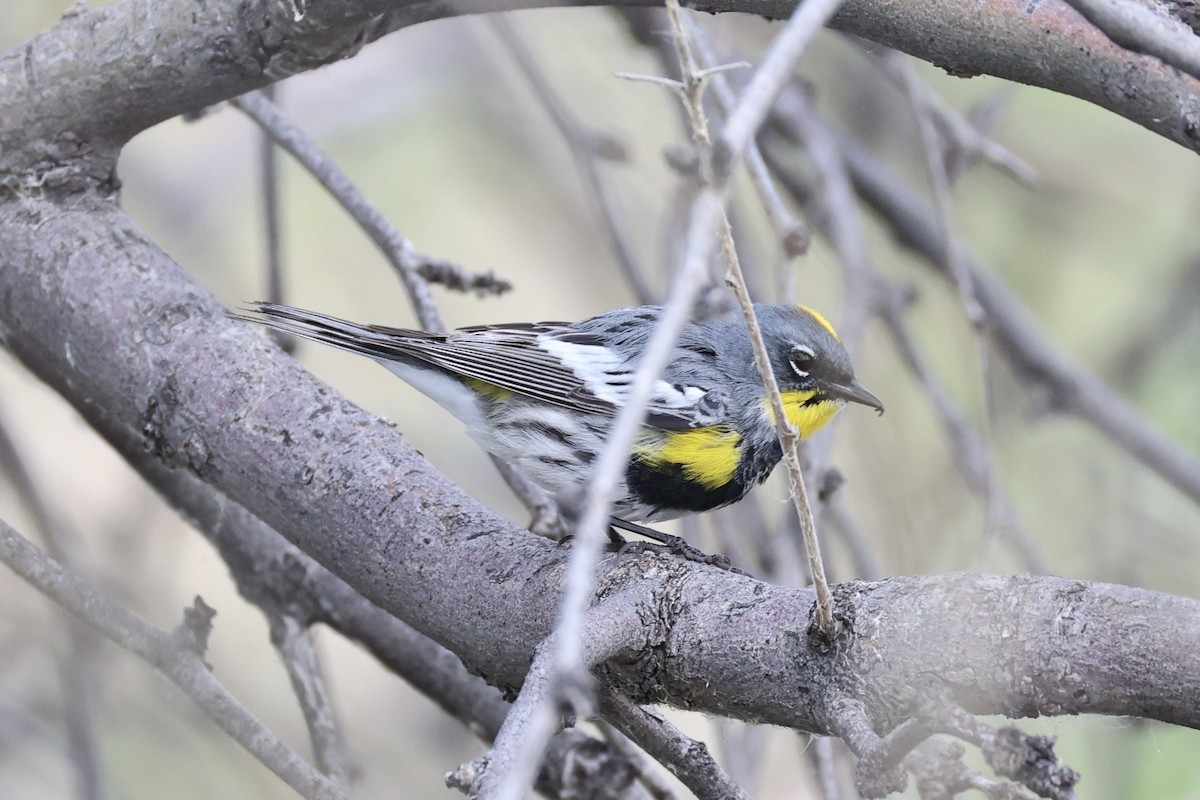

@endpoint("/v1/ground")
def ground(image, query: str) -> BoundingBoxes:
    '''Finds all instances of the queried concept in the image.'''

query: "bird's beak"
[821,378,885,415]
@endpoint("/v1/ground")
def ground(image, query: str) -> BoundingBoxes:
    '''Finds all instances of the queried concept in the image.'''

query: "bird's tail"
[231,301,436,363]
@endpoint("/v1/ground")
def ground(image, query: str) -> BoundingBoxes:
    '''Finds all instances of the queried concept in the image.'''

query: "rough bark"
[1,195,1198,732]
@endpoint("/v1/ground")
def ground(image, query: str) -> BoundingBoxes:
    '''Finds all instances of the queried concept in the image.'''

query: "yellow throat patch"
[636,426,743,490]
[773,389,842,439]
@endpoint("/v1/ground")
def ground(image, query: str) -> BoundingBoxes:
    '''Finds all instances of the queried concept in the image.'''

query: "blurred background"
[1,1,1199,798]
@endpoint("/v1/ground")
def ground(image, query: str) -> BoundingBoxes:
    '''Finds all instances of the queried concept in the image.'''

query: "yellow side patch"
[637,427,742,489]
[799,305,840,341]
[464,377,513,403]
[769,390,843,439]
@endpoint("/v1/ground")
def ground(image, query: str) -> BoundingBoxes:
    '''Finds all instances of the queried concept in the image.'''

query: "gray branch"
[0,195,1198,732]
[0,518,344,800]
[2,1,1200,796]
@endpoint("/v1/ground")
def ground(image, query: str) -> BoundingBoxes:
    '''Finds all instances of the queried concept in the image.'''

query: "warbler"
[238,302,882,525]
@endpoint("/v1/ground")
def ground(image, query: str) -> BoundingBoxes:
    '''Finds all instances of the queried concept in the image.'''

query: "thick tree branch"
[3,2,1200,794]
[49,332,644,799]
[1,196,1197,736]
[2,0,1199,196]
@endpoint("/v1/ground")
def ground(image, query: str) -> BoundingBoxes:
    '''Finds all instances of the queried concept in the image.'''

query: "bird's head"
[757,304,884,436]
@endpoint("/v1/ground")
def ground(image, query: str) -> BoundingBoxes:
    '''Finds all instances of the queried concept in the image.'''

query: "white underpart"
[379,359,486,431]
[538,336,706,411]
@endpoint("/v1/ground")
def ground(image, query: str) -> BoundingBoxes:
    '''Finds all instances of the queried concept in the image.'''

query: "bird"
[235,301,883,537]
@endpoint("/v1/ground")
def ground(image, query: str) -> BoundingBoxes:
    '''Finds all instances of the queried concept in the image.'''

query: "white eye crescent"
[789,345,816,377]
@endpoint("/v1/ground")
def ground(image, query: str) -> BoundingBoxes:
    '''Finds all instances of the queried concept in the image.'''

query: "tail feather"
[232,301,489,428]
[231,301,430,363]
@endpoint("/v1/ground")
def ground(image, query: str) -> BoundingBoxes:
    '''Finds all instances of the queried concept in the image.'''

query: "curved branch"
[1,197,1197,736]
[1,0,1198,194]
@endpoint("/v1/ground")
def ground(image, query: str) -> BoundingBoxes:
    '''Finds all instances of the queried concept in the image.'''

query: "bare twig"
[0,416,106,800]
[231,90,446,332]
[481,599,645,800]
[721,214,835,629]
[488,14,654,303]
[271,616,356,790]
[878,52,982,327]
[665,0,841,632]
[711,0,849,179]
[686,23,812,265]
[851,38,1038,186]
[600,690,752,800]
[0,518,344,800]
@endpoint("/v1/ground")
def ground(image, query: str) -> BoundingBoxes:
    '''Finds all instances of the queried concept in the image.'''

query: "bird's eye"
[788,345,816,376]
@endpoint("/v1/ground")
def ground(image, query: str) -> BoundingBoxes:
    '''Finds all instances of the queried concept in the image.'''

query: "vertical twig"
[258,84,293,353]
[272,616,357,791]
[665,0,839,633]
[0,417,107,800]
[487,14,655,303]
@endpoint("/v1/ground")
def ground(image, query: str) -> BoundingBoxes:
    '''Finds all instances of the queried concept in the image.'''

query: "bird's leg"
[609,517,738,572]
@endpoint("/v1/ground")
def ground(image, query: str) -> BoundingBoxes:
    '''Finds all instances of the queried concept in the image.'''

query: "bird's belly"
[473,404,753,522]
[472,403,607,496]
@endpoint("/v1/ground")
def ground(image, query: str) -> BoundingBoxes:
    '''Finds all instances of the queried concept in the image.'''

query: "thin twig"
[600,690,752,800]
[711,0,849,179]
[667,3,845,631]
[687,25,810,263]
[719,210,834,629]
[271,615,356,790]
[488,14,654,303]
[481,600,644,800]
[232,90,445,332]
[0,416,107,800]
[832,68,964,328]
[0,518,344,800]
[852,38,1038,186]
